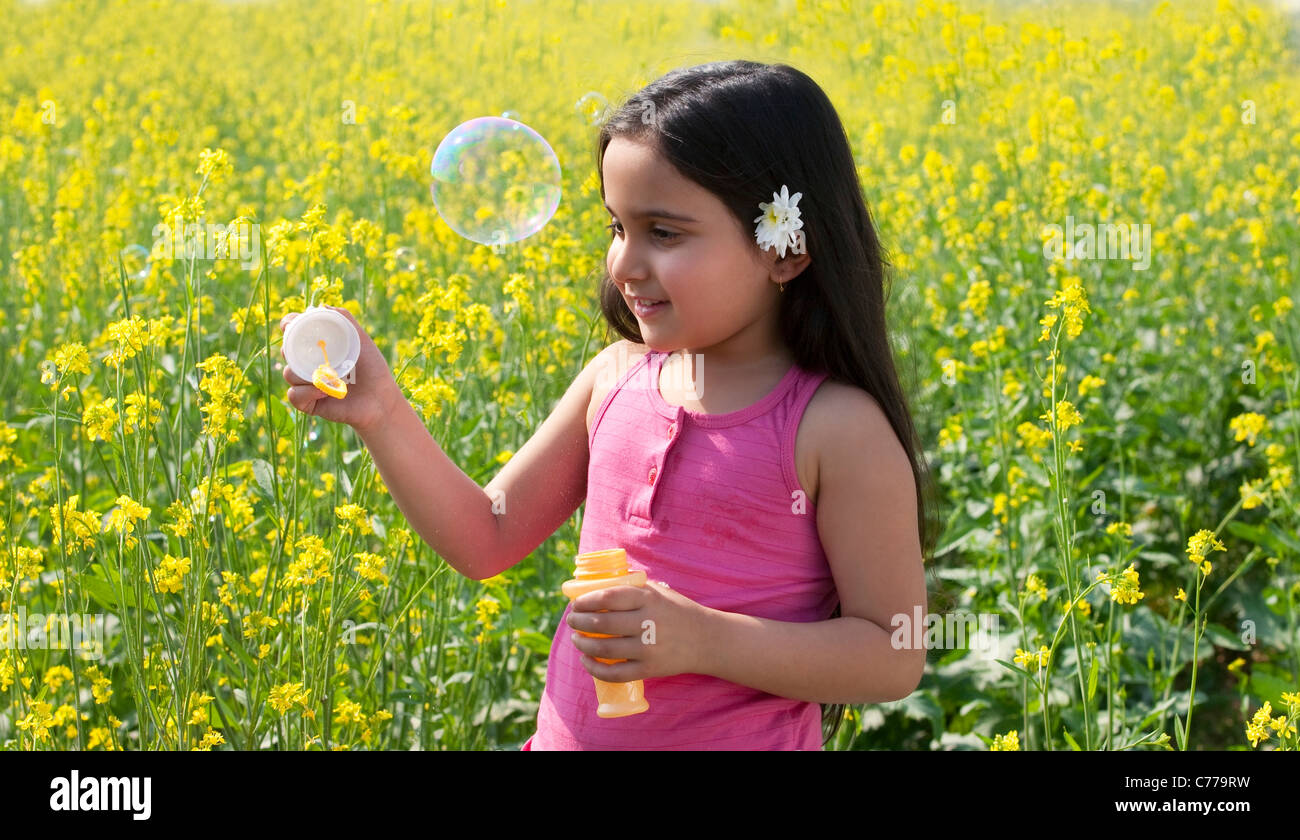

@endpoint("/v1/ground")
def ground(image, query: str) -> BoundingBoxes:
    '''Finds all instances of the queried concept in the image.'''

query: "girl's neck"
[672,346,795,377]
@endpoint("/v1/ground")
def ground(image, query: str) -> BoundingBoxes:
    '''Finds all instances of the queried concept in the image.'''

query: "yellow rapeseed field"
[1,0,1297,750]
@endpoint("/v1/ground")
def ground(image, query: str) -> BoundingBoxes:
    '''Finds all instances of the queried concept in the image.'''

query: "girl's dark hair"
[593,60,944,746]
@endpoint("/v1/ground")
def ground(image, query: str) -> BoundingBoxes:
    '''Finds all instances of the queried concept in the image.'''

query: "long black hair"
[592,60,943,746]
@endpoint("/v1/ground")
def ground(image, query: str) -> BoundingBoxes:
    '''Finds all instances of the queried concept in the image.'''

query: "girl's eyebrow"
[603,202,698,223]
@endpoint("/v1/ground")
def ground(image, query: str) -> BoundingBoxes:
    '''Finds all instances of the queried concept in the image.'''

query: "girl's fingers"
[287,385,325,414]
[571,633,645,662]
[278,362,309,386]
[567,609,643,637]
[571,585,647,613]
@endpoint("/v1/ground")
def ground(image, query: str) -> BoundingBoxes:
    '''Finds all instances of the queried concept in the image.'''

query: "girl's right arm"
[280,307,615,581]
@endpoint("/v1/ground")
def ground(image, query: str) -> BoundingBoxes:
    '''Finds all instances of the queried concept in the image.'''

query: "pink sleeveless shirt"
[524,348,838,750]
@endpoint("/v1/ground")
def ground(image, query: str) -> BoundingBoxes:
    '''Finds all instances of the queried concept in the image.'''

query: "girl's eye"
[605,221,679,242]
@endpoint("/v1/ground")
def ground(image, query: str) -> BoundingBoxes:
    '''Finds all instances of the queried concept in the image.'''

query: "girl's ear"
[770,251,811,284]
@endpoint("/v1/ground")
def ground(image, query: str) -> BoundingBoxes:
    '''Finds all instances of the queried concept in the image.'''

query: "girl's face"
[602,137,796,361]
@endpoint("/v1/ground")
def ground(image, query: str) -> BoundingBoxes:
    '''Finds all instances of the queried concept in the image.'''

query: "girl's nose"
[608,239,648,288]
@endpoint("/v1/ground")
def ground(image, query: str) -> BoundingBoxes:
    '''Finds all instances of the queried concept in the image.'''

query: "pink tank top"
[524,347,837,750]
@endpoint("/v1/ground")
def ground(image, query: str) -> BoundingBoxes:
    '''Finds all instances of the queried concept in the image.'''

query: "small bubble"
[120,244,151,281]
[574,91,610,125]
[393,246,416,272]
[500,110,520,121]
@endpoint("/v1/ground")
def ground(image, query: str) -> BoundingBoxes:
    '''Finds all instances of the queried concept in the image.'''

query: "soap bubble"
[120,244,151,280]
[430,116,562,247]
[393,247,416,272]
[574,91,610,125]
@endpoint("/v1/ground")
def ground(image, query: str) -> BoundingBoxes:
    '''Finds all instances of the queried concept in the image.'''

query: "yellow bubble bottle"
[311,339,348,399]
[561,548,650,718]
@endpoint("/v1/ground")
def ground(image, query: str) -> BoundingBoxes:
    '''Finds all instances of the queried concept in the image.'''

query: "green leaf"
[81,570,124,610]
[251,458,277,500]
[994,658,1036,681]
[515,630,552,656]
[1087,655,1100,701]
[1174,713,1187,751]
[1062,728,1082,750]
[1226,520,1300,557]
[1248,667,1297,708]
[223,628,261,672]
[898,689,944,743]
[1203,622,1249,651]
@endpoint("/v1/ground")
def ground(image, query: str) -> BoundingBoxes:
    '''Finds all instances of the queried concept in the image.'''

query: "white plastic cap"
[283,306,361,384]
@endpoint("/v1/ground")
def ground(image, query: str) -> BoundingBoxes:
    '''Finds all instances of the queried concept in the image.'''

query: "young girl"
[278,60,938,750]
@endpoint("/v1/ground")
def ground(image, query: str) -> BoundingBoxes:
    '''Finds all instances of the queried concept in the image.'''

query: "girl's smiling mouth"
[629,296,670,317]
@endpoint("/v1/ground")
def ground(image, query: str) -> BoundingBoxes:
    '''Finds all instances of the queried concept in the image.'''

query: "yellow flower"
[285,534,332,587]
[156,554,191,594]
[959,279,993,319]
[1077,374,1106,397]
[1014,646,1050,670]
[335,503,373,534]
[1043,276,1091,339]
[193,728,225,750]
[1108,563,1145,606]
[1040,399,1083,432]
[991,730,1020,750]
[82,397,119,442]
[196,353,249,444]
[938,415,963,449]
[43,665,74,691]
[105,494,151,549]
[268,682,310,715]
[16,700,55,742]
[1239,478,1269,510]
[1228,412,1268,447]
[197,147,234,182]
[101,317,149,369]
[1024,574,1048,601]
[1063,597,1092,617]
[49,495,103,549]
[503,272,536,319]
[1185,529,1226,569]
[1017,421,1052,450]
[353,551,389,586]
[51,342,92,377]
[475,596,502,629]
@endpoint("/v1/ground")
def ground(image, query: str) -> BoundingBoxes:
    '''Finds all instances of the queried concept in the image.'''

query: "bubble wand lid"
[282,305,361,384]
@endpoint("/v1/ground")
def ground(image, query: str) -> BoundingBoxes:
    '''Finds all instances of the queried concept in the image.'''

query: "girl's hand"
[276,306,402,435]
[566,582,715,682]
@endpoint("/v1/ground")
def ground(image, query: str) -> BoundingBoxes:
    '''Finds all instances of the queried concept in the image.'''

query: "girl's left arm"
[568,389,929,705]
[698,388,929,704]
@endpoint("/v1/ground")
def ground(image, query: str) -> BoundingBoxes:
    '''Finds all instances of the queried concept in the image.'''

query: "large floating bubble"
[430,116,562,247]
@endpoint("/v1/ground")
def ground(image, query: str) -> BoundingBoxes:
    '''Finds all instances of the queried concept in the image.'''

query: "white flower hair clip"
[754,185,806,260]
